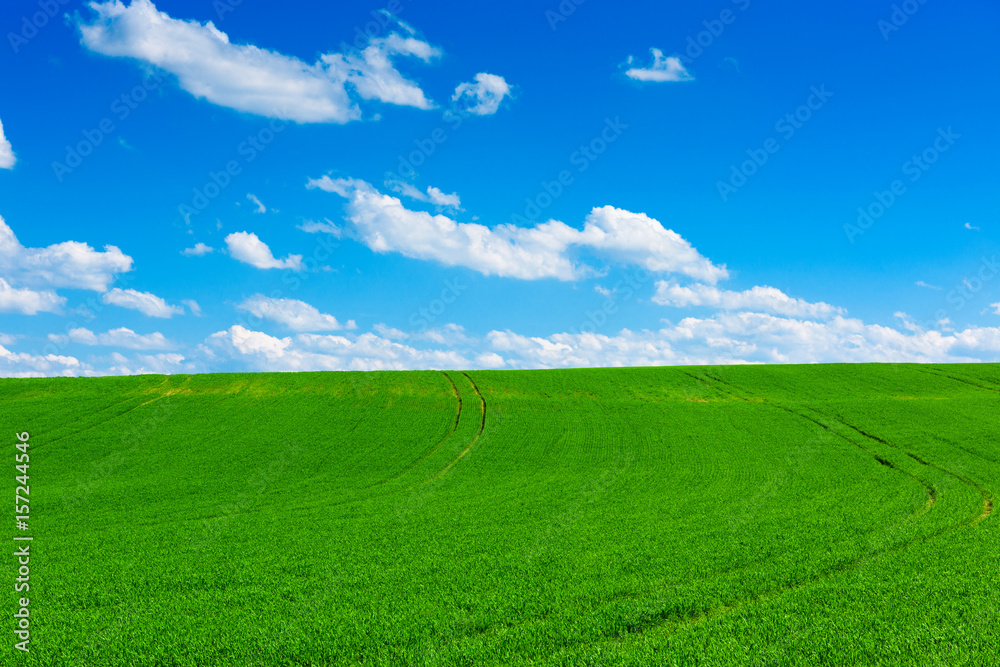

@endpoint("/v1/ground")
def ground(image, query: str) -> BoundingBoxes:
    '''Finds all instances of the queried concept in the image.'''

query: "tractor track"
[381,371,464,484]
[615,370,991,640]
[684,371,939,511]
[827,416,993,525]
[912,365,1000,394]
[428,372,486,481]
[31,377,175,451]
[694,370,992,523]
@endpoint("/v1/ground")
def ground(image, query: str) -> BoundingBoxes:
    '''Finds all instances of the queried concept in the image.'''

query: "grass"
[2,364,998,665]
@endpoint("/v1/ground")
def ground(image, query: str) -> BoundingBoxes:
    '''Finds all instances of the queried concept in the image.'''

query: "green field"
[3,364,998,665]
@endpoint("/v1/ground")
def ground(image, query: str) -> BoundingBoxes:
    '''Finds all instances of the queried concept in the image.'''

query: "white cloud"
[594,285,614,297]
[385,180,462,210]
[103,351,193,375]
[485,313,1000,368]
[965,223,980,231]
[426,186,462,209]
[182,299,202,316]
[181,242,214,256]
[624,48,693,83]
[298,219,342,236]
[323,33,441,109]
[77,0,441,123]
[237,294,355,332]
[206,324,468,371]
[0,345,83,378]
[372,322,471,346]
[451,72,512,115]
[247,193,266,213]
[56,326,173,350]
[225,232,303,270]
[915,280,941,290]
[0,278,65,315]
[102,288,184,318]
[475,352,506,369]
[991,302,1000,316]
[0,334,16,346]
[652,281,844,319]
[0,214,133,292]
[893,311,924,334]
[307,177,727,282]
[0,118,15,169]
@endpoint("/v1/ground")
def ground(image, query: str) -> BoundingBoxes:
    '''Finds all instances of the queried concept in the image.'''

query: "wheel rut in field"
[611,371,981,641]
[698,370,992,523]
[913,365,1000,394]
[692,370,997,525]
[683,371,940,512]
[827,416,993,526]
[33,377,175,451]
[428,372,486,481]
[382,371,464,484]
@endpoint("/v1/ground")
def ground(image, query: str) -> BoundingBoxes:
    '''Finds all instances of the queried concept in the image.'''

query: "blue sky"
[1,0,998,375]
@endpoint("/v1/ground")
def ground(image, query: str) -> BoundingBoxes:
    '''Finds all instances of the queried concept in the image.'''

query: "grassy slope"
[1,365,997,666]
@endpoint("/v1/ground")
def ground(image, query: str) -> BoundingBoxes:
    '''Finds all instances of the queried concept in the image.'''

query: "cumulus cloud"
[991,302,1000,316]
[225,232,303,270]
[247,193,267,213]
[0,278,65,315]
[373,322,471,346]
[53,326,173,350]
[451,72,512,115]
[298,219,342,236]
[0,118,15,169]
[0,214,133,292]
[307,177,727,282]
[77,0,441,123]
[486,314,1000,368]
[182,299,202,316]
[103,351,194,375]
[475,351,506,369]
[206,325,467,371]
[385,180,461,209]
[624,48,693,83]
[0,345,83,378]
[181,242,214,256]
[324,32,441,110]
[197,312,1000,375]
[237,294,355,332]
[652,281,845,319]
[102,288,185,318]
